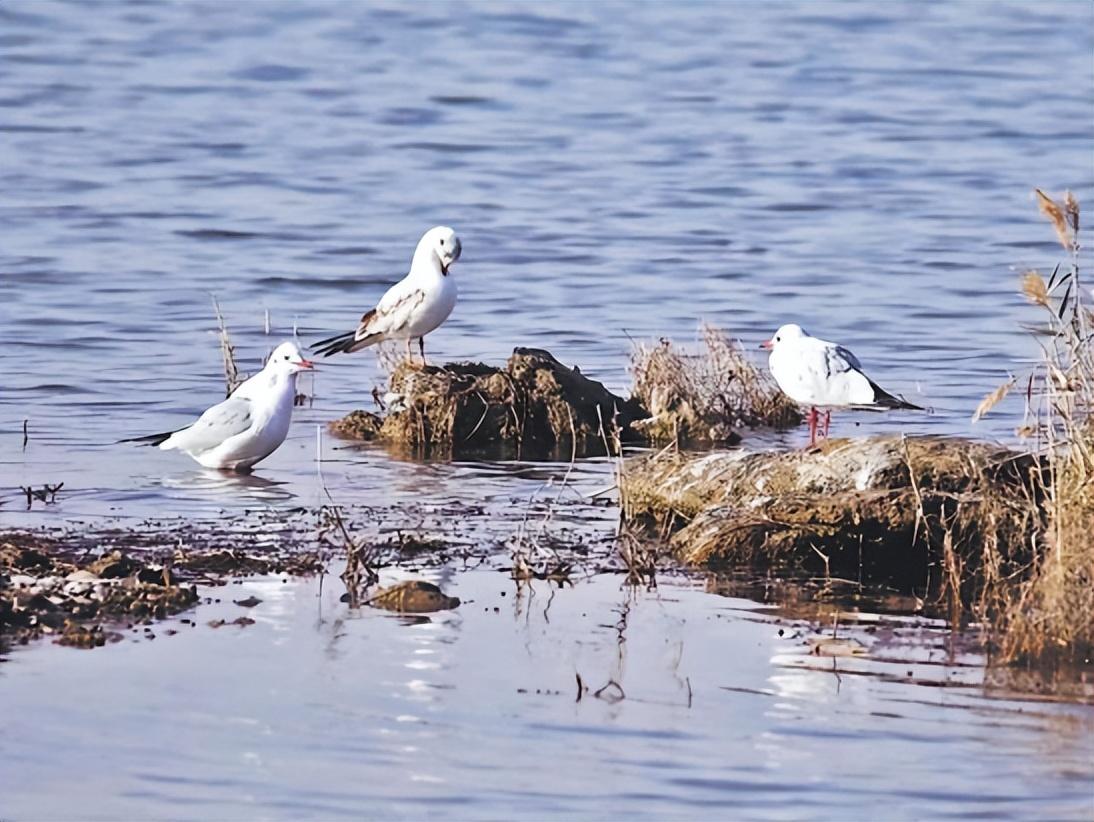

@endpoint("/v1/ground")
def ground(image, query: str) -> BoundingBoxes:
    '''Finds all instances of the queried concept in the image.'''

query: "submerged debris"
[808,636,869,657]
[1,542,199,648]
[0,537,322,650]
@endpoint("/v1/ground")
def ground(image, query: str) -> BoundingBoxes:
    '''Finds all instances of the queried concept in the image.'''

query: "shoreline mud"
[0,532,324,649]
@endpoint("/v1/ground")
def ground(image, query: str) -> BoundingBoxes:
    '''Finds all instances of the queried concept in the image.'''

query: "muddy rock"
[622,435,1042,592]
[57,622,122,649]
[89,551,142,579]
[330,348,647,457]
[0,544,53,574]
[328,409,384,441]
[366,580,460,613]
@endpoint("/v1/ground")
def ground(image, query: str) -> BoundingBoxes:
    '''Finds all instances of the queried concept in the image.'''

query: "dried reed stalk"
[994,189,1092,660]
[630,323,801,433]
[211,296,244,396]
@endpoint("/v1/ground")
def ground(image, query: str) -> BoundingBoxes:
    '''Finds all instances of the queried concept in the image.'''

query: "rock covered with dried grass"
[622,436,1043,612]
[630,324,801,445]
[331,348,645,457]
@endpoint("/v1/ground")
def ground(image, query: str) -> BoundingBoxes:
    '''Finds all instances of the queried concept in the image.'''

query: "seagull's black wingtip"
[310,331,355,358]
[117,431,173,446]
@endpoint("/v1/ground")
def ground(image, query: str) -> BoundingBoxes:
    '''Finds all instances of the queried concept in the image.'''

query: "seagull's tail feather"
[311,329,384,357]
[117,430,176,447]
[868,381,923,411]
[311,330,356,357]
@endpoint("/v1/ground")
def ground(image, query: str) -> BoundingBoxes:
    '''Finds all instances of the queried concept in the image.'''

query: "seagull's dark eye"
[440,239,445,246]
[284,355,290,361]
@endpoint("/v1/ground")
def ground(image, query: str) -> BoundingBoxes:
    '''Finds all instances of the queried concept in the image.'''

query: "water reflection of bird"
[312,226,462,364]
[761,324,921,446]
[120,341,313,471]
[161,469,294,499]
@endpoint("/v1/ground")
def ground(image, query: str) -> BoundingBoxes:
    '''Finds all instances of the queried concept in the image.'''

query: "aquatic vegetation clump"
[630,323,802,444]
[979,189,1093,660]
[331,348,646,458]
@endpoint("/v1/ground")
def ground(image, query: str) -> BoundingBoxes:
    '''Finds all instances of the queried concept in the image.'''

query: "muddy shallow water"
[2,1,1094,818]
[2,567,1093,820]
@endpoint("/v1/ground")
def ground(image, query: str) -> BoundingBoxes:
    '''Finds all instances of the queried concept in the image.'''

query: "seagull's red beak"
[759,339,774,350]
[299,358,316,370]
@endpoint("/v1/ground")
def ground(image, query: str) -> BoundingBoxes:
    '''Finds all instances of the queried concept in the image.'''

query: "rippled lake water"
[1,1,1092,818]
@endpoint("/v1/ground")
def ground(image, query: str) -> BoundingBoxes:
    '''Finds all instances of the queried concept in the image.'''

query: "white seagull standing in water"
[761,323,921,446]
[121,341,314,472]
[312,226,462,364]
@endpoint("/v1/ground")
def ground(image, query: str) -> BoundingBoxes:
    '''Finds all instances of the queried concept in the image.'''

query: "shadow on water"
[158,468,297,503]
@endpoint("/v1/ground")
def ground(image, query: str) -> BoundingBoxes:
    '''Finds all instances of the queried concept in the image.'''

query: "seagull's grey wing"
[824,344,863,375]
[820,343,881,405]
[167,395,254,453]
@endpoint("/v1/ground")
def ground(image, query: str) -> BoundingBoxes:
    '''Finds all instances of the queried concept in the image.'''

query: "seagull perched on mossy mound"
[312,226,462,365]
[761,323,921,446]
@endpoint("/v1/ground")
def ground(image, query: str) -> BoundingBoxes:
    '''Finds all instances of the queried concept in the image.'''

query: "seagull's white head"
[760,323,807,351]
[413,225,462,276]
[266,341,315,375]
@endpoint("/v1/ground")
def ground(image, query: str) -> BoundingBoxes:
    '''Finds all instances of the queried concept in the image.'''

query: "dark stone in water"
[366,580,460,613]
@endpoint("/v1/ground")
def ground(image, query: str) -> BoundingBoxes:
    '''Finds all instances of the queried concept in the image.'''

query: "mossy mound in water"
[622,435,1043,597]
[331,348,647,457]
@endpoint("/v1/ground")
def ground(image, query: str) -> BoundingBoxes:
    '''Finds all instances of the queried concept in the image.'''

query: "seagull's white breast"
[406,271,457,339]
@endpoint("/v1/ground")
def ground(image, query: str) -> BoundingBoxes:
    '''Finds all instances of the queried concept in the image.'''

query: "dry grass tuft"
[972,378,1014,423]
[630,324,801,443]
[982,189,1092,660]
[211,296,245,396]
[1020,270,1049,307]
[1035,188,1076,253]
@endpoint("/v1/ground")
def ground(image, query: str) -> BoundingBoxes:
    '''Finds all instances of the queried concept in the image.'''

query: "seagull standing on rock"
[312,226,462,364]
[120,341,314,472]
[761,323,921,446]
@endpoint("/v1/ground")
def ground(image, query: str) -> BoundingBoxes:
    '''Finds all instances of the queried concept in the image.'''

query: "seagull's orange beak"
[759,339,774,350]
[298,358,316,370]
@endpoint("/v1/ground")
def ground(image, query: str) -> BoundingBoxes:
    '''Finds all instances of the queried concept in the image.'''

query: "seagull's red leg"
[807,406,817,447]
[823,410,831,439]
[405,338,413,363]
[418,336,427,366]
